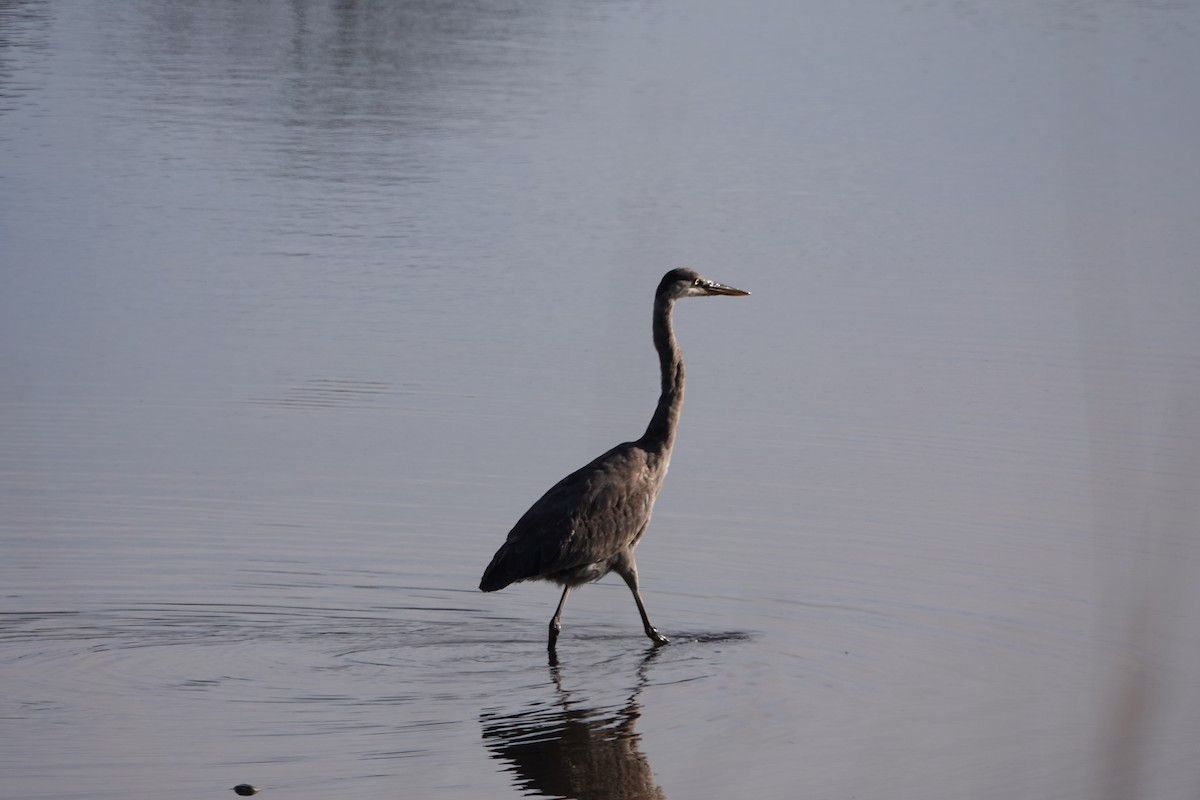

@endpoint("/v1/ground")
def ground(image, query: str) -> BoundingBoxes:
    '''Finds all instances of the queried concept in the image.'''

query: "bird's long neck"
[640,296,683,454]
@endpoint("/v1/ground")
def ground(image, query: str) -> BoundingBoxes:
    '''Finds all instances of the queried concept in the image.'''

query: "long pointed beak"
[702,280,750,297]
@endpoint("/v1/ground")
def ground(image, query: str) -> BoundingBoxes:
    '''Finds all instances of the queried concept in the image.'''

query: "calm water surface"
[2,1,1199,798]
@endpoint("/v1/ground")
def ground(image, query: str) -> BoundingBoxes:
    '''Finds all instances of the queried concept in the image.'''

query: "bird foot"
[646,628,669,646]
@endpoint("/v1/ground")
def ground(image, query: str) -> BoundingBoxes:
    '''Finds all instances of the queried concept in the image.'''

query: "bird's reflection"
[481,648,667,800]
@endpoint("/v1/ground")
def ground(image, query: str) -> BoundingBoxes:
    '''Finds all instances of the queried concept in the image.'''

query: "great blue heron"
[479,268,749,651]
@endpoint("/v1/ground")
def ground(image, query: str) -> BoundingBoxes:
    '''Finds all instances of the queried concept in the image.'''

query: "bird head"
[657,268,750,301]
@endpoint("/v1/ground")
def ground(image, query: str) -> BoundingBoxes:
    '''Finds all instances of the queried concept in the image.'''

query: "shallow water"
[3,1,1199,798]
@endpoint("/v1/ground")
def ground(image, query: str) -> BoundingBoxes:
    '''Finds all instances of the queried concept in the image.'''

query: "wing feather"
[479,442,661,591]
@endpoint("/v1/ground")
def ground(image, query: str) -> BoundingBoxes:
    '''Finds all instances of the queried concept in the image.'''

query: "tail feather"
[479,544,517,592]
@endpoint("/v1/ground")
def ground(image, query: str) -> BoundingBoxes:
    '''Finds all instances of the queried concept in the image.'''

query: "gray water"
[3,1,1199,798]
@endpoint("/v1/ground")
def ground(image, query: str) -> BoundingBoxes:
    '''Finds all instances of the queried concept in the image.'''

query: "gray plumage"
[480,268,749,651]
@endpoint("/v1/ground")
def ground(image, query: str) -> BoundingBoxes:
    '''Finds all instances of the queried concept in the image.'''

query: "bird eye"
[693,278,702,286]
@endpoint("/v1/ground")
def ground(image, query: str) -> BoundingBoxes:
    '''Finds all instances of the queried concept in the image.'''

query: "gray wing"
[479,442,660,591]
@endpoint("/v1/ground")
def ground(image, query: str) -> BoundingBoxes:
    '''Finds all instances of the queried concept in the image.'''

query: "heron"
[479,267,749,652]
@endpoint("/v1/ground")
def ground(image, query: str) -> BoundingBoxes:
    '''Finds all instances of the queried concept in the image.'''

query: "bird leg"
[548,585,571,651]
[615,557,669,646]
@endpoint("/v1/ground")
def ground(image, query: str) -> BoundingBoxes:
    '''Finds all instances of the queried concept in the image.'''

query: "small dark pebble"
[231,785,259,796]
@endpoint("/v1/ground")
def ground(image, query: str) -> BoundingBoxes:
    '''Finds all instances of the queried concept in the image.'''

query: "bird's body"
[480,268,748,652]
[479,440,666,592]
